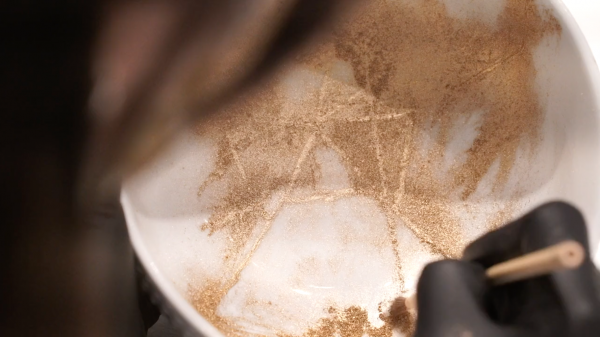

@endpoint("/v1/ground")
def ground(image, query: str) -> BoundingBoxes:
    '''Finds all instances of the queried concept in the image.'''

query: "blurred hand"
[0,1,352,335]
[414,202,600,337]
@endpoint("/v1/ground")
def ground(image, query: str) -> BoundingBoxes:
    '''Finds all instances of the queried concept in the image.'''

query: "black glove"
[414,201,600,337]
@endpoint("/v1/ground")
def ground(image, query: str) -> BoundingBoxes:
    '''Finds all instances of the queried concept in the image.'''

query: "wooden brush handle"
[486,240,585,285]
[405,240,585,311]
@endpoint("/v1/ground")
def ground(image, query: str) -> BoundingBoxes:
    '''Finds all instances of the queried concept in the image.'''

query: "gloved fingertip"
[417,260,487,314]
[523,201,589,252]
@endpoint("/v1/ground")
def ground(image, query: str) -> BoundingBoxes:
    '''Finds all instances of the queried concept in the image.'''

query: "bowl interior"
[122,0,600,336]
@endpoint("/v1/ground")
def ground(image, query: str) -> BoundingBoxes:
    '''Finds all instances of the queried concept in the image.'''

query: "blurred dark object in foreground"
[0,2,104,336]
[0,1,351,336]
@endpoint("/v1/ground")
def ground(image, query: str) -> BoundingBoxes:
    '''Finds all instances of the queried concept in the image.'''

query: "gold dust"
[280,307,393,337]
[389,297,416,337]
[189,280,239,336]
[328,0,561,259]
[189,0,562,336]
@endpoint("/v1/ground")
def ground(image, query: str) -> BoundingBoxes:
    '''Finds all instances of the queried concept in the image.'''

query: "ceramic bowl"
[122,1,600,336]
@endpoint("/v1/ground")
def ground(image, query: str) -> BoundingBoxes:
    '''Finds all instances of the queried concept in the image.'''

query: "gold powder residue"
[189,0,562,336]
[282,304,415,337]
[389,297,417,337]
[280,306,394,337]
[189,280,238,335]
[326,0,561,259]
[197,84,307,253]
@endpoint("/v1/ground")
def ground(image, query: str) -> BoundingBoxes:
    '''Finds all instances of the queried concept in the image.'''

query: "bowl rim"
[121,1,600,335]
[122,192,226,337]
[553,0,600,262]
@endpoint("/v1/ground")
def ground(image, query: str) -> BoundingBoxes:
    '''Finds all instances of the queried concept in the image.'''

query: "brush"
[390,240,585,321]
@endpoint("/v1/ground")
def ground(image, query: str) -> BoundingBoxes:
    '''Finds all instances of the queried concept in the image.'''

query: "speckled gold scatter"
[280,307,394,337]
[188,0,561,336]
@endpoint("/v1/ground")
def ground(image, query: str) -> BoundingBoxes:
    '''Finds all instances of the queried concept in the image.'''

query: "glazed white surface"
[561,0,600,263]
[123,1,600,336]
[562,1,600,65]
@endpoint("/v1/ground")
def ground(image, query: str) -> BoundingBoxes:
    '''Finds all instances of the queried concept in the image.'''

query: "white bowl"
[122,1,600,336]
